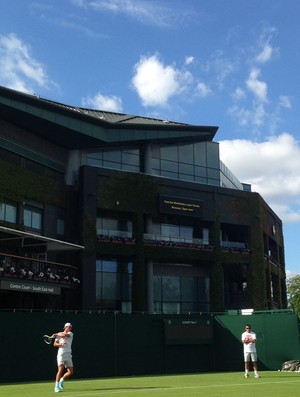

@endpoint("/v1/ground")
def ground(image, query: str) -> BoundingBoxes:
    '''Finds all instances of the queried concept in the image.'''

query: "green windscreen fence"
[214,311,300,371]
[0,310,298,383]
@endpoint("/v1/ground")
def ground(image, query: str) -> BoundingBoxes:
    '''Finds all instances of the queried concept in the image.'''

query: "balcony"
[97,229,135,245]
[221,241,250,254]
[0,252,80,287]
[143,233,214,251]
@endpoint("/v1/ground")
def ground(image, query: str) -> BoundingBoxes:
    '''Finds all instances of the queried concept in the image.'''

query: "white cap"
[64,322,72,328]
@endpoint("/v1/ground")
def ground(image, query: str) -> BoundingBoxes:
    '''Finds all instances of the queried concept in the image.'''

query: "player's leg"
[59,356,74,390]
[244,352,250,377]
[250,352,259,378]
[55,364,65,392]
[63,366,74,379]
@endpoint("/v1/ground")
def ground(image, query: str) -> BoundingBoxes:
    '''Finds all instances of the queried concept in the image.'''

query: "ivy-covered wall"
[78,166,286,313]
[0,159,64,206]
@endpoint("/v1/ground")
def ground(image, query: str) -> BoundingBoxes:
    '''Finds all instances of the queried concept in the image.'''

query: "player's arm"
[242,335,251,344]
[51,331,70,338]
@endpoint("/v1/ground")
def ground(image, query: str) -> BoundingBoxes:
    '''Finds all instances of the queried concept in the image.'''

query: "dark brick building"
[0,85,286,312]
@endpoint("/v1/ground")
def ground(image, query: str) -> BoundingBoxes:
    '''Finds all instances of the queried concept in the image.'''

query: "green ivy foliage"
[97,173,163,312]
[98,173,163,215]
[247,194,268,310]
[209,200,224,312]
[0,159,63,205]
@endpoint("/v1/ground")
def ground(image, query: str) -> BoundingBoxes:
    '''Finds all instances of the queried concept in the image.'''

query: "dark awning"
[0,225,85,252]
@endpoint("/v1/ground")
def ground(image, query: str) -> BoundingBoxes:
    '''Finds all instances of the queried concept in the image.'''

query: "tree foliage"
[286,275,300,317]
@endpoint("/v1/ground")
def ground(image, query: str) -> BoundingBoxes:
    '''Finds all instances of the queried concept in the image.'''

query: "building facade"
[0,85,287,313]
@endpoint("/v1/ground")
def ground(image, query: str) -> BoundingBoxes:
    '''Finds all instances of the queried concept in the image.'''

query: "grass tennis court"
[0,371,299,397]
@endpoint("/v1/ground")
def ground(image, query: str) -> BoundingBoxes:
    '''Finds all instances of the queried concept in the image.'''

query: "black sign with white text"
[159,195,203,218]
[0,280,61,295]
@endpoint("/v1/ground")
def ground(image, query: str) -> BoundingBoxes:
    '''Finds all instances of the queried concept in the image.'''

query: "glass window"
[206,142,219,167]
[163,302,180,314]
[198,277,210,301]
[153,264,211,314]
[122,164,139,172]
[160,170,177,179]
[102,260,118,272]
[195,166,207,177]
[103,150,121,162]
[179,174,194,182]
[179,163,194,175]
[194,143,207,166]
[96,259,133,312]
[153,275,162,300]
[0,203,17,223]
[161,145,178,161]
[162,276,180,301]
[161,224,179,238]
[181,277,197,302]
[151,157,160,169]
[122,150,139,166]
[97,217,132,238]
[151,142,223,187]
[161,159,178,173]
[207,168,220,180]
[102,273,120,299]
[179,144,193,164]
[103,160,120,170]
[89,152,103,160]
[96,260,102,272]
[207,179,220,187]
[195,176,207,184]
[23,206,42,230]
[57,218,65,235]
[180,226,193,240]
[87,148,140,172]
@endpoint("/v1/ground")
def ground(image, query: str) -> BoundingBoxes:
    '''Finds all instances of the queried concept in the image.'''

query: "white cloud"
[219,133,300,223]
[279,95,292,109]
[74,0,191,27]
[81,92,123,112]
[255,26,279,64]
[204,51,237,90]
[228,102,266,127]
[246,67,268,102]
[132,54,181,107]
[0,33,51,93]
[70,0,87,7]
[185,56,194,65]
[255,44,273,63]
[232,87,246,101]
[196,82,211,97]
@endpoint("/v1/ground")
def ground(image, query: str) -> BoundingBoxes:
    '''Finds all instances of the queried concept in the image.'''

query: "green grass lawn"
[0,371,299,397]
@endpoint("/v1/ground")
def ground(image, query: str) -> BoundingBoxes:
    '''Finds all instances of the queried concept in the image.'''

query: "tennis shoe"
[255,374,260,378]
[59,379,64,390]
[244,373,249,378]
[54,386,60,392]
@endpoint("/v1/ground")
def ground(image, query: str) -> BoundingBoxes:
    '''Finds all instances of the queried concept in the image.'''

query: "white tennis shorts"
[57,352,73,368]
[244,352,257,362]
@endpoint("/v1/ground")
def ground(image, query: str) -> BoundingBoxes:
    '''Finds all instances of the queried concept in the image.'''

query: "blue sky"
[0,0,299,276]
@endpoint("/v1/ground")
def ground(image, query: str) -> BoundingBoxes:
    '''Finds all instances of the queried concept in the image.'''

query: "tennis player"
[241,324,260,378]
[51,322,74,393]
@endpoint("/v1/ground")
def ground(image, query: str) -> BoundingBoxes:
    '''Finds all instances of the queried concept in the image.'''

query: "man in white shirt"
[52,322,74,393]
[241,324,260,378]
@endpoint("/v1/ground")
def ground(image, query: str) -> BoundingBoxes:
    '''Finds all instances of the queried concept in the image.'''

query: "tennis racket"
[43,334,55,345]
